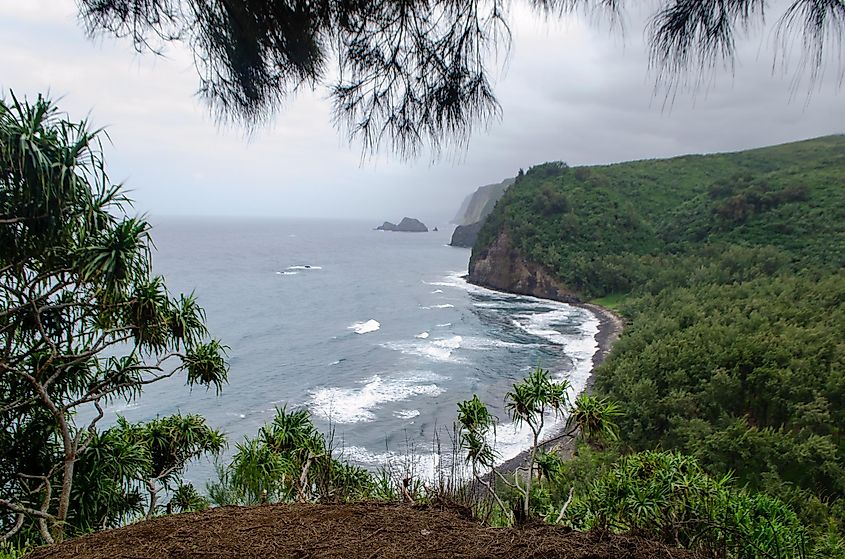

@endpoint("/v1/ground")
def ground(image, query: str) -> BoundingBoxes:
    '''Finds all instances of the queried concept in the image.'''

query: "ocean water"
[105,218,599,483]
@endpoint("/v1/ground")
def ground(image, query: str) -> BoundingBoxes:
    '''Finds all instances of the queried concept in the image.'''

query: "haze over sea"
[106,218,599,483]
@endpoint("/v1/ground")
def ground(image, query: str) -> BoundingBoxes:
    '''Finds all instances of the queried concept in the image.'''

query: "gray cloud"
[0,1,842,224]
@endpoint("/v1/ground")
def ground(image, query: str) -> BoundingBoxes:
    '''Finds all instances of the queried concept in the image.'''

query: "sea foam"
[394,409,421,420]
[348,319,380,334]
[420,303,455,309]
[383,335,464,363]
[309,372,445,424]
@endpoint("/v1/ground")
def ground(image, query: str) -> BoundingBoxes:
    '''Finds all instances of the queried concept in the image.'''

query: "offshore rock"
[376,217,428,232]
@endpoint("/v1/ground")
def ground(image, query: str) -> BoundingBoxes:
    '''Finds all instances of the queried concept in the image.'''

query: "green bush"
[563,451,807,559]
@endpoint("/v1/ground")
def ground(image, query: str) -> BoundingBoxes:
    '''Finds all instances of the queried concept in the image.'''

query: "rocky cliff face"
[450,177,515,247]
[449,221,483,248]
[468,230,581,303]
[451,178,514,226]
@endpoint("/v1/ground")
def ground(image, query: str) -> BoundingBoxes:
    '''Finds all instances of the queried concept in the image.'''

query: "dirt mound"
[27,502,700,559]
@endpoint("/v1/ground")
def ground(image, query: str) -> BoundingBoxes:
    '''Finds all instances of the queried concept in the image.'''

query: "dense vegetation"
[473,136,845,555]
[0,95,228,548]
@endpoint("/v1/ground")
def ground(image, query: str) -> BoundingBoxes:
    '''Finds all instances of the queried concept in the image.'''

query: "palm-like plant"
[567,394,621,444]
[208,407,374,506]
[505,367,570,521]
[456,395,511,519]
[457,367,623,524]
[135,414,225,518]
[0,93,228,544]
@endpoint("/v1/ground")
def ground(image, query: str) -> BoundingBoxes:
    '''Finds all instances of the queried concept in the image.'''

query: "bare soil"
[27,502,700,559]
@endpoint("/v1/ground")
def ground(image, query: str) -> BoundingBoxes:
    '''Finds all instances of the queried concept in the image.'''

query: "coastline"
[464,277,625,474]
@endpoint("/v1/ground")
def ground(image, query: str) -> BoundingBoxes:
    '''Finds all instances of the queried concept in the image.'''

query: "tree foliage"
[563,451,808,559]
[457,367,620,523]
[208,407,373,506]
[77,0,845,156]
[471,134,845,552]
[0,94,228,544]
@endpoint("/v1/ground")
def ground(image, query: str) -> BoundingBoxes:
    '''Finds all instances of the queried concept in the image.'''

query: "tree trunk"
[39,387,74,543]
[524,424,540,521]
[146,479,158,519]
[53,445,76,541]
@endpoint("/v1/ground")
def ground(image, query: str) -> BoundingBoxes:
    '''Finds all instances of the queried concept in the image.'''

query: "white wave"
[415,332,429,339]
[420,303,455,309]
[421,271,466,289]
[309,373,445,424]
[287,265,322,270]
[459,336,534,350]
[511,308,599,367]
[276,270,299,275]
[472,301,503,308]
[394,409,420,420]
[423,280,461,288]
[338,445,398,465]
[436,322,451,327]
[431,289,444,294]
[383,335,464,363]
[329,359,342,366]
[489,420,540,464]
[107,402,140,414]
[348,319,380,334]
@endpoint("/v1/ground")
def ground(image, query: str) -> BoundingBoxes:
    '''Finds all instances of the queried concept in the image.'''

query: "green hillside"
[472,136,845,554]
[476,135,845,297]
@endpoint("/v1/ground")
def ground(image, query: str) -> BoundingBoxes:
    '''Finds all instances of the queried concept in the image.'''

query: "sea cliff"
[450,177,514,247]
[468,229,580,303]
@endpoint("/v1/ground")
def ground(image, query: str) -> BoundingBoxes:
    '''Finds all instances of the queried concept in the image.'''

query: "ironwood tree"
[78,0,845,156]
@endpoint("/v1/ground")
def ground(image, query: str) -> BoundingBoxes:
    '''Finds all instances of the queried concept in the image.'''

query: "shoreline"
[463,277,625,474]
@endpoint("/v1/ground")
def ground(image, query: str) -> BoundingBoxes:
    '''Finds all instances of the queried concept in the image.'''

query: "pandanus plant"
[0,94,229,544]
[457,367,621,524]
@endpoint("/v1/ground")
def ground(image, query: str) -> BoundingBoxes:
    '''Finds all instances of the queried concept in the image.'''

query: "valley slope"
[469,136,845,550]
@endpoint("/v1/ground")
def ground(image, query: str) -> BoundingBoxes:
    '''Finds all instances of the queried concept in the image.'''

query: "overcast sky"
[1,0,843,224]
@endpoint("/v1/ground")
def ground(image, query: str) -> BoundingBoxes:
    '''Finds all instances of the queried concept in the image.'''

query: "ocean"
[106,218,599,483]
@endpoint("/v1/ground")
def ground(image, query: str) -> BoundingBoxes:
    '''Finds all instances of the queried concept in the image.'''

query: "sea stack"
[375,217,429,232]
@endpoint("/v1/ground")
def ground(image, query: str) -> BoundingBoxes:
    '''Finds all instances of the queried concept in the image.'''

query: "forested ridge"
[472,135,845,553]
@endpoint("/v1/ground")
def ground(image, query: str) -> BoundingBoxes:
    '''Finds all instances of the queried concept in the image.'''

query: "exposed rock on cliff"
[450,177,515,247]
[449,221,483,248]
[469,230,580,303]
[452,177,514,226]
[376,217,428,232]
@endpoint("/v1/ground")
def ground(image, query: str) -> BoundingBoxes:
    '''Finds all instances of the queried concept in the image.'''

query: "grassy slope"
[473,135,845,547]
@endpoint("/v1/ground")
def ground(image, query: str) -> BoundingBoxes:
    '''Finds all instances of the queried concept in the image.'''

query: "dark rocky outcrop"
[468,229,581,303]
[376,217,428,232]
[449,221,484,248]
